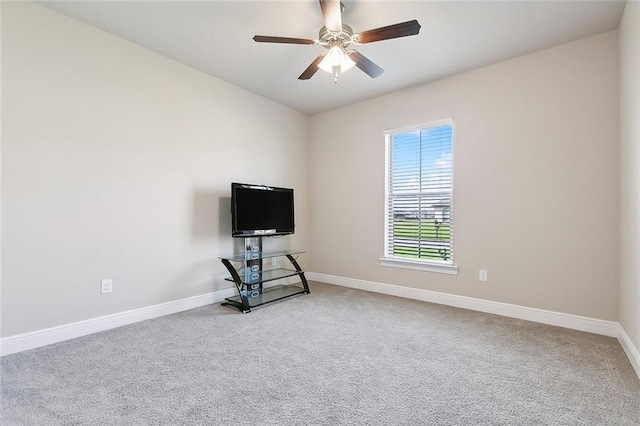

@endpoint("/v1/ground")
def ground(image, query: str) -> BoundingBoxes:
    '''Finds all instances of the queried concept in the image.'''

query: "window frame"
[380,118,458,275]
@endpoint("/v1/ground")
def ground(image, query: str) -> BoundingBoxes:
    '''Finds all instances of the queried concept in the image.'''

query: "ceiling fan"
[253,0,421,83]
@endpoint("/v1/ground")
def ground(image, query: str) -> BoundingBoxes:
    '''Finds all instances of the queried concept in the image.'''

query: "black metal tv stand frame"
[219,237,310,313]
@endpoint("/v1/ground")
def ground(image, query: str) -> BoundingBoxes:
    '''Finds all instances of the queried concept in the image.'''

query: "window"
[381,119,457,274]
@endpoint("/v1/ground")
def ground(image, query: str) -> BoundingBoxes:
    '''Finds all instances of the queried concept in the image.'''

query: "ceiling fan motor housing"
[319,24,354,49]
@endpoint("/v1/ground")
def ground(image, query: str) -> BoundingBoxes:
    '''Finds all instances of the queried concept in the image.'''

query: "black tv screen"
[231,183,295,237]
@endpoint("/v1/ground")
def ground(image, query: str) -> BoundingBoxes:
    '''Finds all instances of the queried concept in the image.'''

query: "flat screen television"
[231,183,295,237]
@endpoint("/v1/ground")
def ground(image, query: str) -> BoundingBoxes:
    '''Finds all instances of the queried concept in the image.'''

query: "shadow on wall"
[192,189,289,256]
[218,195,245,253]
[178,190,237,293]
[191,189,242,255]
[192,190,221,239]
[191,190,237,238]
[218,196,232,239]
[191,189,238,253]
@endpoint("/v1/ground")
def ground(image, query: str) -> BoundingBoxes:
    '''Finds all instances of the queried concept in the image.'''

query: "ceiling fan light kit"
[253,0,421,84]
[317,46,356,82]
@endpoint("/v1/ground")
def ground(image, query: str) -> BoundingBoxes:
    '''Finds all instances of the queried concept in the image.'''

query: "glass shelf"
[224,268,302,285]
[219,250,305,263]
[219,240,309,313]
[224,284,307,308]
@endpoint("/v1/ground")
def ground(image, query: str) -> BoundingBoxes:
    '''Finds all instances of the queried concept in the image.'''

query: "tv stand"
[219,237,310,313]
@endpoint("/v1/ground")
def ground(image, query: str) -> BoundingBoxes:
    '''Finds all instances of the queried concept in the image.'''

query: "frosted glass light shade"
[318,47,356,73]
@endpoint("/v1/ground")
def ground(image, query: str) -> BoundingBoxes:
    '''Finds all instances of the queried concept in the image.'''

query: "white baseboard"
[4,274,639,380]
[617,325,640,379]
[307,272,620,336]
[0,287,236,357]
[308,272,640,378]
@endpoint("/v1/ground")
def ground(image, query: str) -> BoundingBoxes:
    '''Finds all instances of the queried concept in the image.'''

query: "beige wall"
[1,3,309,337]
[309,31,619,320]
[619,1,640,352]
[0,2,628,341]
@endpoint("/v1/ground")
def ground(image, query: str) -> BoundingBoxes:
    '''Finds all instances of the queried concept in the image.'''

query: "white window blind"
[384,119,454,265]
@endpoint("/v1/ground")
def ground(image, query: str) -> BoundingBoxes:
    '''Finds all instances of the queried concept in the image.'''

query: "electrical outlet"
[271,257,278,267]
[479,270,488,282]
[101,279,113,294]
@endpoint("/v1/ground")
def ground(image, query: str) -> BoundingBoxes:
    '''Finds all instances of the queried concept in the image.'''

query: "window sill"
[379,257,459,275]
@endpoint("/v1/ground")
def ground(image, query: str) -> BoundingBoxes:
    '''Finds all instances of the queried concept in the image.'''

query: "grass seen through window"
[392,219,451,261]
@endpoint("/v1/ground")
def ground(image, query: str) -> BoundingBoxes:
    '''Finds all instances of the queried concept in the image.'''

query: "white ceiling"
[40,1,626,115]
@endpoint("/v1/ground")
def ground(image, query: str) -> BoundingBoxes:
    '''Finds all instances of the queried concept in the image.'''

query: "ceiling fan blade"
[349,50,384,78]
[356,20,421,44]
[298,54,325,80]
[319,0,342,32]
[253,35,316,45]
